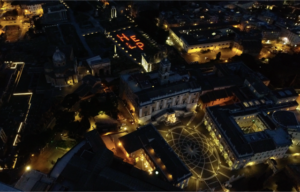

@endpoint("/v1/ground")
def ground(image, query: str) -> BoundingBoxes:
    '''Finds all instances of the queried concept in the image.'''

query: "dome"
[53,47,66,67]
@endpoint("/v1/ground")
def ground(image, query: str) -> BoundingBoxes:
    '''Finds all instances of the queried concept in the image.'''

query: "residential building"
[119,123,192,189]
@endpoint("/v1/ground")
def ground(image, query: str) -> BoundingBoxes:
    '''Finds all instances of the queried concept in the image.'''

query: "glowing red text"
[116,33,144,50]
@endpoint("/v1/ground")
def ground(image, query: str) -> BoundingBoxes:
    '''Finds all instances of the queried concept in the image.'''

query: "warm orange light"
[136,42,144,50]
[126,42,136,49]
[130,35,139,42]
[116,33,129,42]
[117,33,144,50]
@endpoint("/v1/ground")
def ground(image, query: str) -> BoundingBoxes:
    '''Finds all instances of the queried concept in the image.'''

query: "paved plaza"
[156,113,232,191]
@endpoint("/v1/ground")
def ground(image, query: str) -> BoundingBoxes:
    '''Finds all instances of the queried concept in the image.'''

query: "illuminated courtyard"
[157,114,233,190]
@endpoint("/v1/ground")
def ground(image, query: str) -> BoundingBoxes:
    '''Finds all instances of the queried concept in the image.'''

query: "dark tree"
[230,53,259,71]
[61,93,80,109]
[80,116,90,132]
[0,172,11,183]
[216,52,221,60]
[53,111,75,132]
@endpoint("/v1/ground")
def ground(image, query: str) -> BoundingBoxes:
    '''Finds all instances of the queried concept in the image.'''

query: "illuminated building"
[111,6,117,19]
[45,130,179,191]
[120,58,201,123]
[110,28,165,72]
[19,1,44,15]
[169,22,242,53]
[201,65,299,169]
[119,124,192,189]
[13,130,180,191]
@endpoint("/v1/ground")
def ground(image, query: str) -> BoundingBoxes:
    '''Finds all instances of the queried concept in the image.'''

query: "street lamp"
[155,171,159,175]
[25,166,31,171]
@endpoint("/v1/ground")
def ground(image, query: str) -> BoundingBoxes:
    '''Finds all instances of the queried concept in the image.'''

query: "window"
[192,99,194,103]
[144,112,148,116]
[152,108,154,112]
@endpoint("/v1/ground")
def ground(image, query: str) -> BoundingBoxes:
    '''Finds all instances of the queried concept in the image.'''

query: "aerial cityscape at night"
[1,0,300,191]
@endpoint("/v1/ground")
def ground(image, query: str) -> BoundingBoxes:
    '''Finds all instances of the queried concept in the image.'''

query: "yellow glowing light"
[26,166,31,171]
[246,162,255,166]
[118,142,122,146]
[31,154,34,157]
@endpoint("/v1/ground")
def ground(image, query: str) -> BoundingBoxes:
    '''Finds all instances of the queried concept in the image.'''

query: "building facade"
[120,58,201,123]
[44,47,79,88]
[169,22,242,53]
[202,72,299,169]
[20,2,44,15]
[119,124,192,189]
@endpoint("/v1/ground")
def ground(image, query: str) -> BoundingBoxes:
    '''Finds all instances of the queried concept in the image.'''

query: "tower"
[113,44,119,58]
[159,58,171,85]
[111,6,117,19]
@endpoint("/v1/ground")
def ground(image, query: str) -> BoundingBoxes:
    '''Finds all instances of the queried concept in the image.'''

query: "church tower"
[159,58,171,85]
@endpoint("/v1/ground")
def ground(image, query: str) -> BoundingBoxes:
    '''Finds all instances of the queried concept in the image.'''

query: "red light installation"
[116,33,144,50]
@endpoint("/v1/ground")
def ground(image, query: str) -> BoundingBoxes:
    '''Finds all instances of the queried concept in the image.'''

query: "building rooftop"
[49,130,179,191]
[207,102,293,159]
[121,69,200,104]
[15,170,53,191]
[0,182,21,192]
[119,124,192,184]
[272,111,299,127]
[170,21,240,37]
[272,88,298,99]
[180,30,236,46]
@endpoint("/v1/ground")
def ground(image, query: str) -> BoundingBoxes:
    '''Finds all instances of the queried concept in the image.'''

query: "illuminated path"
[159,115,231,191]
